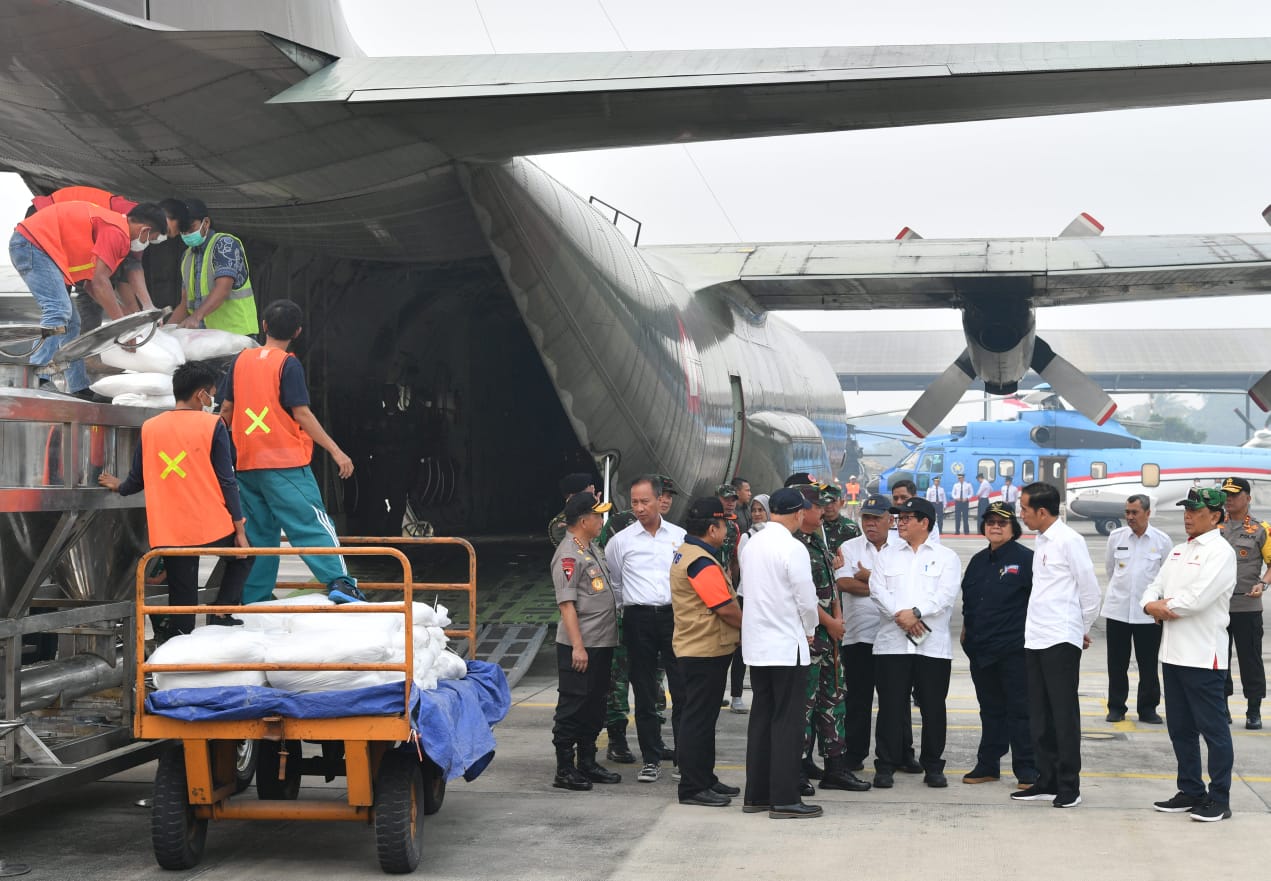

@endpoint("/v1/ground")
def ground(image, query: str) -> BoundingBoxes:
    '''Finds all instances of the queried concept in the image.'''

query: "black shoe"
[710,781,741,797]
[607,742,636,764]
[847,760,865,772]
[680,789,731,807]
[1053,792,1082,809]
[873,771,894,789]
[1011,784,1057,801]
[799,778,815,798]
[71,388,111,404]
[1247,714,1262,730]
[205,614,243,627]
[659,745,676,761]
[1189,798,1232,822]
[900,758,924,774]
[924,772,948,788]
[1154,791,1205,813]
[801,756,824,780]
[741,802,770,813]
[1138,712,1164,725]
[578,760,621,784]
[769,802,823,819]
[553,767,593,791]
[1105,710,1126,723]
[820,770,871,792]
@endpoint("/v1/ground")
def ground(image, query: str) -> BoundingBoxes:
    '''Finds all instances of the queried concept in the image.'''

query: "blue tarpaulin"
[145,660,511,782]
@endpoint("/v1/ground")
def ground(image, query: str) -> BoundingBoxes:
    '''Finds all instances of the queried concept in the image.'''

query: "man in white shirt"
[1012,482,1101,809]
[976,472,994,529]
[1142,487,1238,822]
[869,496,962,789]
[605,474,687,783]
[924,477,948,534]
[952,473,974,535]
[835,494,896,774]
[1002,476,1021,510]
[739,487,822,819]
[1102,494,1173,724]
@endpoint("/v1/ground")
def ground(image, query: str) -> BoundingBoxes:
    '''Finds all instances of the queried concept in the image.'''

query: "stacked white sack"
[159,326,259,361]
[149,626,271,690]
[96,327,257,406]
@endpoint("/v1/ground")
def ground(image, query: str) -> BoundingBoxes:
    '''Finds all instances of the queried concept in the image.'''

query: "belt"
[625,603,672,612]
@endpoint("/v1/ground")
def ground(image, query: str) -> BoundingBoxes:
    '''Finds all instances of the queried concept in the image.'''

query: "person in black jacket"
[960,501,1037,788]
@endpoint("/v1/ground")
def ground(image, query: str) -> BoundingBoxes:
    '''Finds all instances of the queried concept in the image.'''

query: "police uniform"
[1220,510,1271,719]
[551,527,620,787]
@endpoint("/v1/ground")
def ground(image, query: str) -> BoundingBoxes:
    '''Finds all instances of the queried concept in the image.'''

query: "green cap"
[1177,487,1226,511]
[716,483,739,499]
[818,484,842,505]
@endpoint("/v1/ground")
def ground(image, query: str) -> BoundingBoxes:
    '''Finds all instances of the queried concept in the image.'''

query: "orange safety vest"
[31,186,136,215]
[140,410,234,548]
[16,201,130,283]
[845,481,861,501]
[231,347,314,471]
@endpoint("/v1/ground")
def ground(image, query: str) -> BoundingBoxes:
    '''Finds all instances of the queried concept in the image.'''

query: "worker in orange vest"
[845,476,862,509]
[99,360,252,638]
[221,298,357,604]
[10,200,168,397]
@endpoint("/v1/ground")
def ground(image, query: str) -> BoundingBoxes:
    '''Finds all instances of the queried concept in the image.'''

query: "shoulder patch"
[561,557,576,579]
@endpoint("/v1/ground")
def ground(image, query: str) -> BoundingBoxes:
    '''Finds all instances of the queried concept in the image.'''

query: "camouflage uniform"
[548,510,568,547]
[822,515,861,555]
[798,528,847,760]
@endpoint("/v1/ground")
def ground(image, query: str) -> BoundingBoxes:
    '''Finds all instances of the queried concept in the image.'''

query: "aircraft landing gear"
[1095,518,1122,536]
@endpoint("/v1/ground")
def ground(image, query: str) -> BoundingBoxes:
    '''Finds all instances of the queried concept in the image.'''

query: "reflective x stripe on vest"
[158,450,187,479]
[179,232,259,335]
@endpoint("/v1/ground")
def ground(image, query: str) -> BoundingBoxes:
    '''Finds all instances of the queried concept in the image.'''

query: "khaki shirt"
[670,539,740,658]
[552,533,619,647]
[1220,515,1271,613]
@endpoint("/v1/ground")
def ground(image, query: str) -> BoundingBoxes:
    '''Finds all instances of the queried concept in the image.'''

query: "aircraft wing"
[271,39,1271,159]
[644,234,1271,309]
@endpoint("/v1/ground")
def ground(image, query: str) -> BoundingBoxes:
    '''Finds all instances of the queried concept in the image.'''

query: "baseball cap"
[770,487,812,514]
[796,484,826,507]
[859,493,891,517]
[564,492,613,520]
[687,496,737,520]
[819,484,842,504]
[889,497,937,522]
[658,474,680,496]
[1221,477,1252,495]
[784,471,818,488]
[559,472,595,497]
[715,483,739,499]
[1177,487,1227,511]
[983,501,1017,521]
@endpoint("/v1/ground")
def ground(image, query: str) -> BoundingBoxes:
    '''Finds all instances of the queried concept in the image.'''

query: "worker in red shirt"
[11,200,167,397]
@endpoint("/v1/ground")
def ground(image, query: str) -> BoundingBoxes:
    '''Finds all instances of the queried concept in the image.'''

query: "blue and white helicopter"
[876,395,1271,535]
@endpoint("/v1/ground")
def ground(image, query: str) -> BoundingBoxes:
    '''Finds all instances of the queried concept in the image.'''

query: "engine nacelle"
[962,302,1035,395]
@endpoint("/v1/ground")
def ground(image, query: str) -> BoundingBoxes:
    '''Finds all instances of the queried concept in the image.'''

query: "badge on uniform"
[561,557,576,579]
[1000,564,1019,578]
[591,577,605,592]
[1241,549,1250,558]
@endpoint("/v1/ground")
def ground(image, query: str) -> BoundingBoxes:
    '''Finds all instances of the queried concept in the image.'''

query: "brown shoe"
[962,773,1000,784]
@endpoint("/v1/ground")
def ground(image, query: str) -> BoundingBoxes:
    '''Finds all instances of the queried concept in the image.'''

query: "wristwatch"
[912,606,922,620]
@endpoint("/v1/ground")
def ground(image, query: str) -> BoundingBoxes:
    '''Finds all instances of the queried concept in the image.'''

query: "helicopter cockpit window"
[918,452,944,474]
[1091,461,1107,480]
[896,450,919,471]
[1141,463,1160,488]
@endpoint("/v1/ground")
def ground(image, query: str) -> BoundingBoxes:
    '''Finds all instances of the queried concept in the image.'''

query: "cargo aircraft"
[4,0,1271,534]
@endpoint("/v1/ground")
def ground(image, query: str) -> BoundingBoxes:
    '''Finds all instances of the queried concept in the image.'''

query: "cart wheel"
[374,751,424,874]
[422,759,446,816]
[151,746,207,871]
[234,739,258,793]
[256,739,302,800]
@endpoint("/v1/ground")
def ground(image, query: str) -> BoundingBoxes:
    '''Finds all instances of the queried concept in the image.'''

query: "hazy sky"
[3,1,1269,425]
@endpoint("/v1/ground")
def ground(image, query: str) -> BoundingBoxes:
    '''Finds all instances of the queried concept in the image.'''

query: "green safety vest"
[180,232,259,336]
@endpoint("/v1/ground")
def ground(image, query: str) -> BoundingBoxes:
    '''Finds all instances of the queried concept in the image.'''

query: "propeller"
[1249,369,1271,412]
[901,350,975,438]
[1029,337,1117,425]
[895,227,922,241]
[1058,212,1104,237]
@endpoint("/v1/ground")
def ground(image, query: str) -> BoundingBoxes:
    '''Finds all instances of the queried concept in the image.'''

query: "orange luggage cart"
[134,539,477,875]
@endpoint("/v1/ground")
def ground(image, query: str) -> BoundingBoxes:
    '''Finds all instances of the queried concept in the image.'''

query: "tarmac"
[2,518,1270,880]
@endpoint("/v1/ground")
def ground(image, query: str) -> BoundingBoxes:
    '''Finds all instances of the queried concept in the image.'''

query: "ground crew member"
[168,197,259,335]
[551,492,622,791]
[792,482,870,794]
[98,361,252,640]
[1102,494,1172,724]
[820,484,862,554]
[549,473,595,547]
[1218,477,1271,729]
[671,496,743,807]
[221,299,356,604]
[844,475,862,512]
[11,200,168,396]
[1143,487,1238,822]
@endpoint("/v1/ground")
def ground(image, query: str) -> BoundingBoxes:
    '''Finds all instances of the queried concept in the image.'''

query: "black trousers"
[1026,643,1083,798]
[745,664,808,807]
[729,596,746,698]
[552,644,614,754]
[1225,610,1266,702]
[841,641,875,765]
[1164,663,1233,805]
[874,654,950,773]
[623,604,685,764]
[1105,618,1162,715]
[954,501,970,535]
[162,533,254,635]
[677,654,732,799]
[968,650,1035,778]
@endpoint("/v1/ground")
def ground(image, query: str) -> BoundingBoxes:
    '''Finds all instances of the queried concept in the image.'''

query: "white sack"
[150,625,270,690]
[434,650,467,681]
[264,634,399,692]
[231,592,333,633]
[101,330,185,374]
[91,372,173,398]
[162,326,258,360]
[111,393,176,409]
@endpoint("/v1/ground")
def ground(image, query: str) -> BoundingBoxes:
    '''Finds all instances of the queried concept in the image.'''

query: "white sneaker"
[730,697,748,714]
[637,763,660,783]
[671,767,681,781]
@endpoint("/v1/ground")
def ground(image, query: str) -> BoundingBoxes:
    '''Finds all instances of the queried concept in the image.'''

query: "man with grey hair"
[1102,494,1174,724]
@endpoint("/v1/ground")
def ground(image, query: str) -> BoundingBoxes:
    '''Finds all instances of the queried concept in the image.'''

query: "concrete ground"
[2,520,1269,879]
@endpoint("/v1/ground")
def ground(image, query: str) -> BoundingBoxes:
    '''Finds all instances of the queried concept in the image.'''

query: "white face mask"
[130,235,149,253]
[201,391,216,413]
